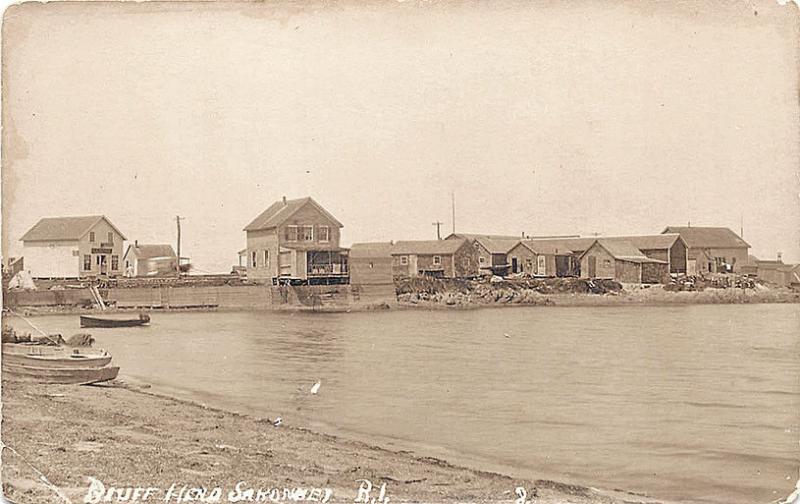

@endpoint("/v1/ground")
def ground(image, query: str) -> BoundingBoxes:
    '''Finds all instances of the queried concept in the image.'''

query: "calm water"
[7,304,799,503]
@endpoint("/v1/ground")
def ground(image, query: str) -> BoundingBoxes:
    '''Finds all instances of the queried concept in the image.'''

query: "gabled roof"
[350,242,394,259]
[243,197,343,232]
[21,215,126,242]
[582,239,667,264]
[755,260,785,270]
[391,239,468,255]
[124,244,176,260]
[446,232,522,241]
[662,226,749,249]
[602,233,684,251]
[474,237,520,254]
[525,237,597,254]
[515,240,574,256]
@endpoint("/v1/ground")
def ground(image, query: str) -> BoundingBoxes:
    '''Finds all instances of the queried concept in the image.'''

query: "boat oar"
[5,309,62,346]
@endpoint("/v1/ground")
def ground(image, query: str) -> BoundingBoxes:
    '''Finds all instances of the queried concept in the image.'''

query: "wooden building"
[243,197,348,284]
[20,215,126,278]
[122,242,177,277]
[349,242,394,285]
[662,227,749,274]
[594,234,688,274]
[579,239,669,284]
[743,256,800,288]
[472,237,521,275]
[507,240,576,277]
[391,239,479,278]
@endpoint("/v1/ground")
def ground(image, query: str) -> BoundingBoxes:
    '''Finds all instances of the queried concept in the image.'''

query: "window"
[83,255,91,270]
[400,256,409,265]
[252,251,257,268]
[89,232,95,243]
[111,255,119,271]
[479,256,485,264]
[603,259,612,267]
[302,225,314,241]
[263,250,270,269]
[318,226,330,242]
[107,232,114,244]
[433,255,442,265]
[285,225,299,241]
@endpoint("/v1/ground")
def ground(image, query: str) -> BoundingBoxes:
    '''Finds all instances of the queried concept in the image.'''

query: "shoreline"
[9,285,799,317]
[1,378,670,504]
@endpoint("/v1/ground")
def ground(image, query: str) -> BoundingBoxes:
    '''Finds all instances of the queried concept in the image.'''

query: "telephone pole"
[176,216,185,274]
[432,221,443,240]
[451,191,456,235]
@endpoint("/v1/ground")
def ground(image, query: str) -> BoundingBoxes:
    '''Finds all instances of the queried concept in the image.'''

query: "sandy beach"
[0,379,666,504]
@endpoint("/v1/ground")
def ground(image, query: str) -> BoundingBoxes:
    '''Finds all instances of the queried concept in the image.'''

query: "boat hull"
[2,350,113,369]
[80,315,149,328]
[2,363,120,385]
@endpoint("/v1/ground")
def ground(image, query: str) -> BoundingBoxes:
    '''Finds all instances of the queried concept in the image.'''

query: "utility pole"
[451,191,456,235]
[432,221,443,240]
[176,215,185,274]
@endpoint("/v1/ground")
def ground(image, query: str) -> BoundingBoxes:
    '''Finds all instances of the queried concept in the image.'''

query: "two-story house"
[20,215,126,278]
[243,197,347,284]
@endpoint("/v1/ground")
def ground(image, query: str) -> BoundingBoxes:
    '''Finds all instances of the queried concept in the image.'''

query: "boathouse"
[20,215,127,278]
[507,240,576,277]
[243,196,348,284]
[579,239,668,284]
[391,239,479,279]
[662,226,749,274]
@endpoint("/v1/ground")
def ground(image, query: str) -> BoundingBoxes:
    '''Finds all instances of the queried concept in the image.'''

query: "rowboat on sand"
[80,313,150,328]
[2,363,120,385]
[2,343,112,368]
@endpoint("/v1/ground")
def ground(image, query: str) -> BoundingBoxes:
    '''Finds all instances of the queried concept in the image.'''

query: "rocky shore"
[0,380,662,504]
[395,276,799,309]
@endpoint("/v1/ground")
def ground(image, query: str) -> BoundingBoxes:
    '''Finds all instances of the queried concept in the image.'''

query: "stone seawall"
[4,283,396,311]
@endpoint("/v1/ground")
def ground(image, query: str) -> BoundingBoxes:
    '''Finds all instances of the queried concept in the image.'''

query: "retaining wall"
[5,283,397,310]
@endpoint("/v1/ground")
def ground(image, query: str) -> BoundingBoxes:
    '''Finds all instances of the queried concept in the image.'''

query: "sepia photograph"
[1,1,799,504]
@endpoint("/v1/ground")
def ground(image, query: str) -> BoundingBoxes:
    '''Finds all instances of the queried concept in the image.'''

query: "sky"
[2,0,799,273]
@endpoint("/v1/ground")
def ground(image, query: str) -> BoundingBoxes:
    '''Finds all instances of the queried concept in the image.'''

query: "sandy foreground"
[0,380,667,504]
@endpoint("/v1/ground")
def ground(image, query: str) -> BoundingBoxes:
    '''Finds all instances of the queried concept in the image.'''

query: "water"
[7,304,799,503]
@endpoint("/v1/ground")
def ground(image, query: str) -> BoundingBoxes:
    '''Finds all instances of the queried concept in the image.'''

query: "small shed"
[579,239,668,284]
[473,237,520,275]
[349,242,394,285]
[509,241,575,277]
[122,243,178,277]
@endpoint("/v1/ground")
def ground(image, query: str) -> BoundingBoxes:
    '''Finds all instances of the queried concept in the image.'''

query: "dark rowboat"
[80,313,150,328]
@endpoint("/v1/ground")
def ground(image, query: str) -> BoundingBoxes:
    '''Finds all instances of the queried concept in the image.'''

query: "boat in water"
[2,362,119,385]
[2,343,112,368]
[80,313,150,328]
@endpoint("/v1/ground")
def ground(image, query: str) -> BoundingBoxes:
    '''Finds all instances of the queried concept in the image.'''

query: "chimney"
[778,252,783,262]
[135,240,138,248]
[282,196,287,205]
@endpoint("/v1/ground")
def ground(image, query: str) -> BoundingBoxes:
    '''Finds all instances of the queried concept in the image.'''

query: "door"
[96,255,108,275]
[537,255,546,276]
[588,256,596,277]
[511,257,518,274]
